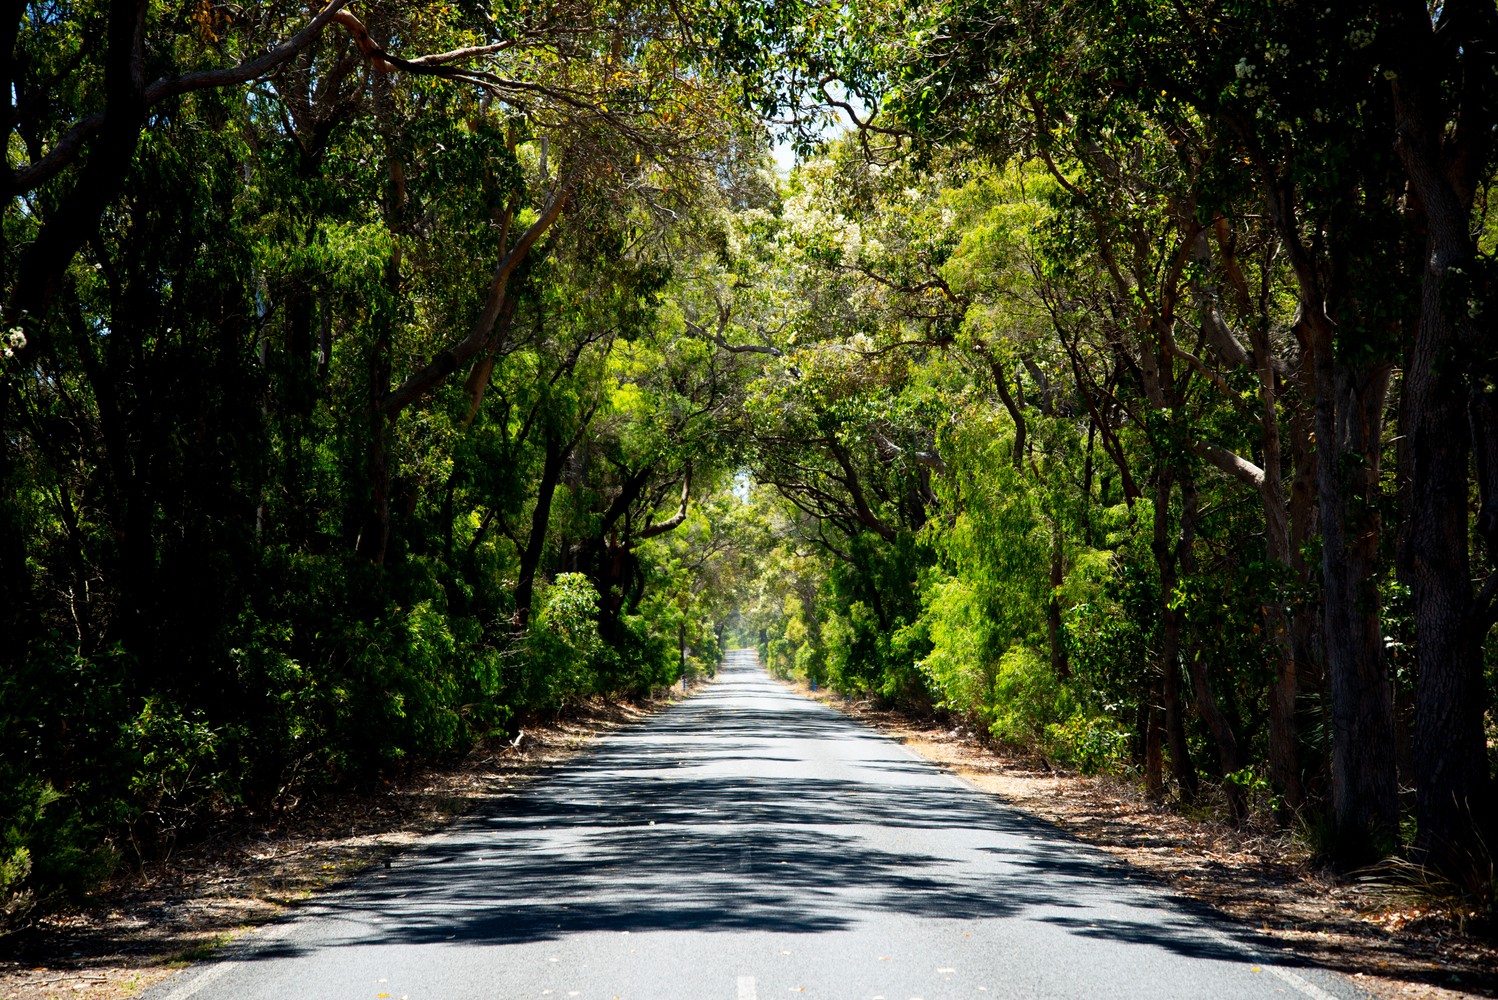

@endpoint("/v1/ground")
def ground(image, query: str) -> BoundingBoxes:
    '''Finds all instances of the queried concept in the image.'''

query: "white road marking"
[737,975,757,1000]
[150,957,231,1000]
[1262,964,1345,1000]
[147,919,301,1000]
[1198,926,1346,1000]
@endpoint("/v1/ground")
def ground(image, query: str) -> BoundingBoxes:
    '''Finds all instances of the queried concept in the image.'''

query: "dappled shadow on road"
[226,655,1334,981]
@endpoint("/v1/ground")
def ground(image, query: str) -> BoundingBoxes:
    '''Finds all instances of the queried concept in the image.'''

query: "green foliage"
[918,575,995,716]
[984,646,1078,746]
[1,0,755,919]
[1044,716,1132,776]
[122,699,227,854]
[526,574,605,707]
[8,0,1494,921]
[0,774,113,936]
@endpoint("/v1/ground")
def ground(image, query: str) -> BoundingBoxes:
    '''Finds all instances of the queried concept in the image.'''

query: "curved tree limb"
[11,0,354,194]
[633,466,693,543]
[378,171,579,416]
[685,316,785,358]
[1191,440,1266,491]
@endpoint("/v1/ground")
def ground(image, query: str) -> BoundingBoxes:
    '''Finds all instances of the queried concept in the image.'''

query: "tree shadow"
[215,657,1374,1000]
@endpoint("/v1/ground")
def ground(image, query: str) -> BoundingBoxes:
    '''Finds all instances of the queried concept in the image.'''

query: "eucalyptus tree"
[1380,0,1498,890]
[806,0,1495,873]
[0,0,762,918]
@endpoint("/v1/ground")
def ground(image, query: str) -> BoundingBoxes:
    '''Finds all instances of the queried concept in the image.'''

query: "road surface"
[150,649,1363,1000]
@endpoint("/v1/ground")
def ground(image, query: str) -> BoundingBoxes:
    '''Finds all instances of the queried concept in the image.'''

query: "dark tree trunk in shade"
[513,431,567,629]
[1285,390,1325,803]
[1382,0,1498,892]
[1309,316,1398,863]
[1153,467,1198,803]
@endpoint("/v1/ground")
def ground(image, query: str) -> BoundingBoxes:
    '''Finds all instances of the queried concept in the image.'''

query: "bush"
[0,777,113,936]
[986,645,1078,746]
[524,573,603,706]
[1044,715,1132,775]
[122,698,227,857]
[918,575,994,719]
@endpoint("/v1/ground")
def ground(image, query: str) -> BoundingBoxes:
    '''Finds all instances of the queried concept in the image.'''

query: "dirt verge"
[784,678,1496,1000]
[0,690,685,1000]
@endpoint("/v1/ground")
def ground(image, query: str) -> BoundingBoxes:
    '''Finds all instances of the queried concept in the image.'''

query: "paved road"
[151,649,1363,1000]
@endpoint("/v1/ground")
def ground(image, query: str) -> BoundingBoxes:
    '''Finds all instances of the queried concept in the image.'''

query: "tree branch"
[12,0,354,193]
[378,172,579,416]
[1191,440,1266,490]
[633,467,692,542]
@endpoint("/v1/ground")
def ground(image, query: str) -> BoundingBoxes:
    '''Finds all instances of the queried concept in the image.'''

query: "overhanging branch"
[378,172,579,416]
[633,467,692,543]
[12,0,355,193]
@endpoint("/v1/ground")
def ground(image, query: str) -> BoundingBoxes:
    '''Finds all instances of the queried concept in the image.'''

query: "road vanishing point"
[149,649,1365,1000]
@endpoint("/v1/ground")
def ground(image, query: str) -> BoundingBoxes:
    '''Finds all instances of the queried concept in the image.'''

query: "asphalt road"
[150,649,1365,1000]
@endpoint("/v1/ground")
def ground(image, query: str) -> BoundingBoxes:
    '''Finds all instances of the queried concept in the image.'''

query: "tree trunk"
[1249,319,1305,814]
[1154,466,1198,802]
[1384,0,1498,890]
[1143,694,1165,800]
[513,431,567,629]
[1309,312,1398,864]
[1401,199,1494,893]
[1286,374,1326,804]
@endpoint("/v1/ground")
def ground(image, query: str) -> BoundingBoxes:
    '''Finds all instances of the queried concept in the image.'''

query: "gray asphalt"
[149,649,1365,1000]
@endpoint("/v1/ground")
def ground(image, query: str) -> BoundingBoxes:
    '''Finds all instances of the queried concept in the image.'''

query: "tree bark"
[1308,311,1398,862]
[1285,362,1326,803]
[1143,693,1165,800]
[1154,465,1198,803]
[378,176,575,416]
[982,350,1026,468]
[1383,1,1498,887]
[513,430,568,629]
[1246,317,1305,813]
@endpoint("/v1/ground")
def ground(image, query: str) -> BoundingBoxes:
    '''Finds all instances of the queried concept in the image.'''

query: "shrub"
[1044,715,1132,775]
[986,645,1078,746]
[525,574,603,706]
[122,698,227,857]
[0,778,112,936]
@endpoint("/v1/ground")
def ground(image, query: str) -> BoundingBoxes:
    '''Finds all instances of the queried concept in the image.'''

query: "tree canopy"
[3,0,1496,927]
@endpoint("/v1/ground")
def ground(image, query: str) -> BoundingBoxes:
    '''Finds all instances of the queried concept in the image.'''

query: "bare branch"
[1192,440,1266,490]
[685,317,784,358]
